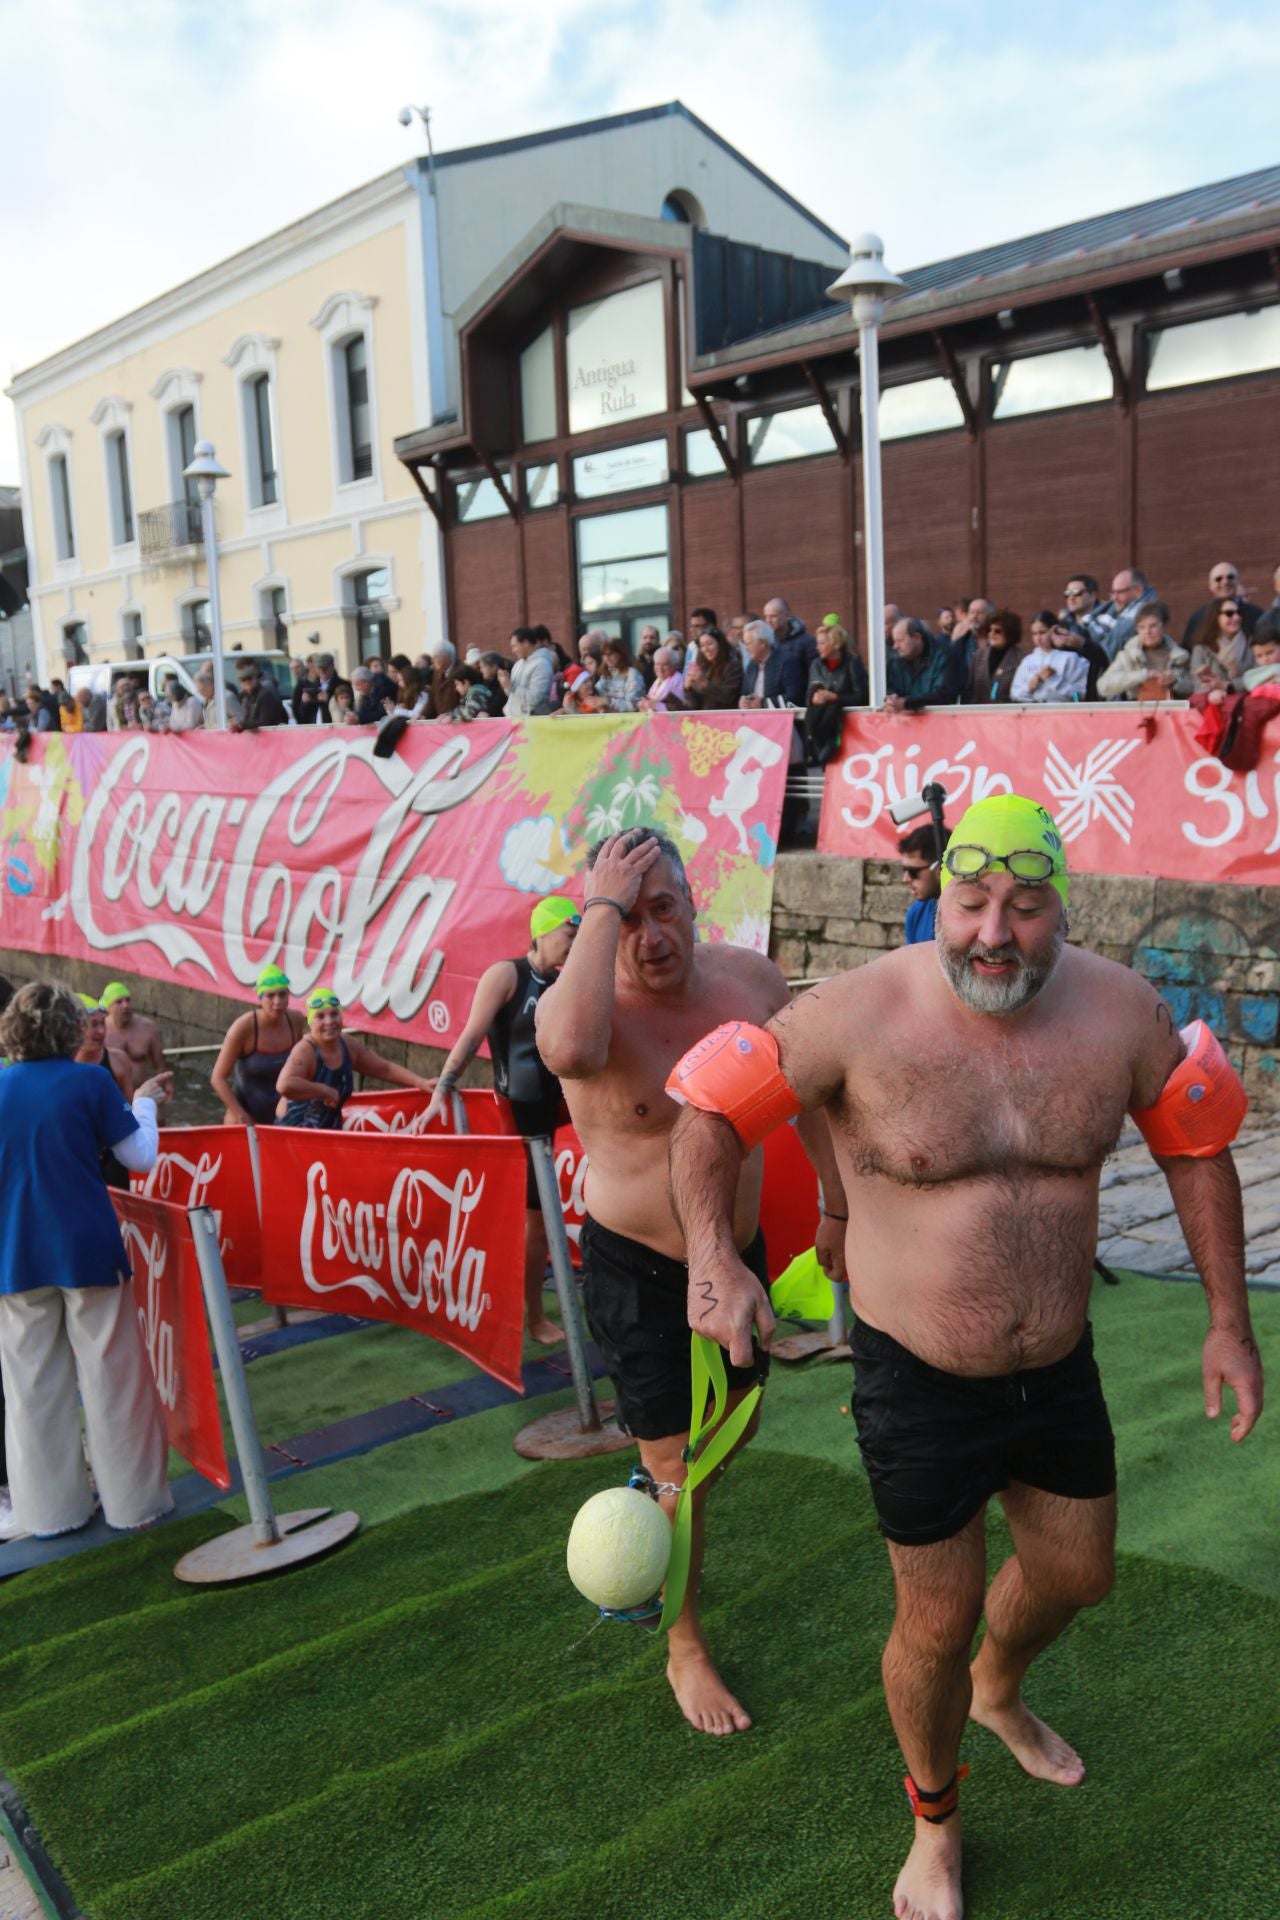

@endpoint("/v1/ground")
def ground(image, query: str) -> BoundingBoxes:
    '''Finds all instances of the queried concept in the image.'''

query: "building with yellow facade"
[7,104,844,680]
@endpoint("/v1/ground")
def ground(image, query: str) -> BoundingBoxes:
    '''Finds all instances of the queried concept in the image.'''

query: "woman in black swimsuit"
[275,988,437,1129]
[211,966,305,1126]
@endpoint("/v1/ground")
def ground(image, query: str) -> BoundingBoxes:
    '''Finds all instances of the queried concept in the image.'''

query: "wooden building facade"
[396,168,1280,652]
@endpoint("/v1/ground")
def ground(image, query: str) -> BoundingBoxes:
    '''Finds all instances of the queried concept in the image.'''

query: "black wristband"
[583,897,626,917]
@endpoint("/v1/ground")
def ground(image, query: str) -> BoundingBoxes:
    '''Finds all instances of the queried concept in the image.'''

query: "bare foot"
[968,1694,1085,1785]
[893,1816,964,1920]
[527,1318,564,1345]
[667,1643,752,1736]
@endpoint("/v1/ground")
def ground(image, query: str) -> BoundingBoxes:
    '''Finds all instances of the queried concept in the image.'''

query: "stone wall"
[2,857,1276,1111]
[770,854,1280,1113]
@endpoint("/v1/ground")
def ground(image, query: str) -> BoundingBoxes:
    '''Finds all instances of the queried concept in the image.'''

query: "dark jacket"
[293,672,352,724]
[239,677,289,730]
[887,638,951,708]
[775,619,819,679]
[805,651,869,763]
[1182,599,1264,649]
[743,648,808,706]
[683,653,744,710]
[354,672,396,726]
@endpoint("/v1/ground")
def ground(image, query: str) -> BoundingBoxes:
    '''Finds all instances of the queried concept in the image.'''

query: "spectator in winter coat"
[740,621,807,707]
[886,618,952,710]
[1098,604,1192,699]
[805,623,868,762]
[1182,562,1265,648]
[1187,597,1257,694]
[1010,615,1090,703]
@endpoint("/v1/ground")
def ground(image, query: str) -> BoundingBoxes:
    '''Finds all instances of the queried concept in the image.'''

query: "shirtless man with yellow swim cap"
[668,793,1263,1920]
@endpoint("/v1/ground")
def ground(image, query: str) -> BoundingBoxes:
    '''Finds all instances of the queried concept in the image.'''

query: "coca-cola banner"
[255,1126,529,1391]
[130,1125,262,1291]
[0,713,790,1048]
[342,1087,514,1136]
[111,1190,231,1490]
[818,706,1278,883]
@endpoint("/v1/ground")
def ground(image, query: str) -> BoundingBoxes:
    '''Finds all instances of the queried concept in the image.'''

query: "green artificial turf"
[4,1273,1277,1920]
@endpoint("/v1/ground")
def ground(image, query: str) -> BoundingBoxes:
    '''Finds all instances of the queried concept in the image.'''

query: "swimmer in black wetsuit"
[211,965,305,1126]
[424,895,581,1344]
[276,989,437,1129]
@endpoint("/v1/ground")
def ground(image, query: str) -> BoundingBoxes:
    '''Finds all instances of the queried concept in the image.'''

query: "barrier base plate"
[772,1332,852,1364]
[512,1402,635,1460]
[173,1506,360,1584]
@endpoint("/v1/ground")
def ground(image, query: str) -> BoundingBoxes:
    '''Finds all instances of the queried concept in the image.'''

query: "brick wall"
[770,854,1280,1113]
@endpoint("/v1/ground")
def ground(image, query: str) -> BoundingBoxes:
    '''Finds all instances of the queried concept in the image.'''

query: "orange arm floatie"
[665,1021,802,1152]
[1131,1019,1248,1159]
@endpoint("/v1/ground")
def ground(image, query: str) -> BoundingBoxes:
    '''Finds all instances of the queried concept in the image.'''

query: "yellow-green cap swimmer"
[100,981,131,1008]
[940,794,1069,907]
[530,895,581,940]
[255,964,291,996]
[306,988,342,1016]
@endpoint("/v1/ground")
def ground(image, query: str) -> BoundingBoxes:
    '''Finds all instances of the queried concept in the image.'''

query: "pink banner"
[0,714,789,1049]
[129,1125,262,1292]
[817,706,1280,883]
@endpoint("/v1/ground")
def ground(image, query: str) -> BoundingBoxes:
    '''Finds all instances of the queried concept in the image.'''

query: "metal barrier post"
[173,1207,360,1582]
[512,1137,634,1462]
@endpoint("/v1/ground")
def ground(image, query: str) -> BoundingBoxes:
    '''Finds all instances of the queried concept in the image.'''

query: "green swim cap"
[530,895,581,940]
[100,981,131,1008]
[941,794,1069,907]
[77,992,102,1012]
[306,988,342,1016]
[821,612,842,629]
[256,964,291,996]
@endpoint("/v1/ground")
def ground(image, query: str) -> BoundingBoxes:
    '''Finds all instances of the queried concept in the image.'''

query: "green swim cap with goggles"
[939,794,1069,907]
[529,896,581,940]
[255,965,291,996]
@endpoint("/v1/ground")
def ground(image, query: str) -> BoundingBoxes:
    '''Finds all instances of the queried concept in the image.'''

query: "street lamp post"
[183,440,231,730]
[828,235,904,709]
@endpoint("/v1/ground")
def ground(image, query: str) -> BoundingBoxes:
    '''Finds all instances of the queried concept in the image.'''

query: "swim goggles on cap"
[944,845,1056,883]
[306,990,341,1014]
[255,965,291,995]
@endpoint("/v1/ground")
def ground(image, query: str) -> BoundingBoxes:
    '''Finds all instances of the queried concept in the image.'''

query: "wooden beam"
[695,394,736,478]
[473,445,518,518]
[1085,293,1129,413]
[801,359,848,460]
[406,460,444,528]
[931,330,978,440]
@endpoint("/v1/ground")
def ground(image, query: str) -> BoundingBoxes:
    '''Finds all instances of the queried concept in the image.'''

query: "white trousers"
[0,1283,174,1536]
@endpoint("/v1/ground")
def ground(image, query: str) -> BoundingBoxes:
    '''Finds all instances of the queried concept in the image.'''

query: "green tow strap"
[658,1334,763,1632]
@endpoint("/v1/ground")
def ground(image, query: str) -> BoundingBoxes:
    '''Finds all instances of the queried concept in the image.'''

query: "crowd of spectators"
[5,557,1279,764]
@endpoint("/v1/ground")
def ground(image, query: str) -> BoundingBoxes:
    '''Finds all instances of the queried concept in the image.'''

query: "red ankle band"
[904,1764,969,1823]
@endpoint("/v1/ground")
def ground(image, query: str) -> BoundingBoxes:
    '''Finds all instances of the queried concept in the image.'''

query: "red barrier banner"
[255,1126,529,1391]
[342,1088,514,1136]
[759,1122,821,1278]
[112,1190,231,1490]
[817,706,1280,884]
[130,1125,262,1291]
[0,714,789,1049]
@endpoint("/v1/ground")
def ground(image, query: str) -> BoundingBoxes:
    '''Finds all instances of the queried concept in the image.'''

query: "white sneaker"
[0,1489,28,1542]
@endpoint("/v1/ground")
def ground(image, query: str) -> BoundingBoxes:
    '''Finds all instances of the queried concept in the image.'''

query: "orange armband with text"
[665,1021,802,1151]
[1130,1020,1248,1159]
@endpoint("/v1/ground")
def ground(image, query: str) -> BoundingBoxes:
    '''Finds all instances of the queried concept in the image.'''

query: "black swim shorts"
[580,1215,770,1441]
[850,1317,1116,1547]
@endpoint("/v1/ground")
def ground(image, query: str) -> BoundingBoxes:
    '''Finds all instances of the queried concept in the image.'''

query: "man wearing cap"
[424,897,582,1343]
[671,793,1262,1920]
[102,982,166,1084]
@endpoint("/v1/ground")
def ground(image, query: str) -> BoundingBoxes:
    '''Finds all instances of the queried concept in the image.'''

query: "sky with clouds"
[4,0,1278,482]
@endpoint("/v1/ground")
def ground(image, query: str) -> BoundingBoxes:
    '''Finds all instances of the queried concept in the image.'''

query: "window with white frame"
[62,621,88,665]
[106,430,135,546]
[340,337,373,481]
[224,334,285,518]
[168,403,199,509]
[310,292,379,495]
[122,611,144,659]
[49,452,76,561]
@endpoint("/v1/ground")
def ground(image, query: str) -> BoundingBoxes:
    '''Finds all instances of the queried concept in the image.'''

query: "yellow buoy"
[566,1485,672,1611]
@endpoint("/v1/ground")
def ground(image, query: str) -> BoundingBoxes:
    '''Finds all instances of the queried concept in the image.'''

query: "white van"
[67,651,293,707]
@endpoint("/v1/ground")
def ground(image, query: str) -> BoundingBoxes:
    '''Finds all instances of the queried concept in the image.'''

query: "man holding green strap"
[672,793,1262,1920]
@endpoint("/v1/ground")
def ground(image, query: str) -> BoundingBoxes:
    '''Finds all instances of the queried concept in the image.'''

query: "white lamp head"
[828,233,904,326]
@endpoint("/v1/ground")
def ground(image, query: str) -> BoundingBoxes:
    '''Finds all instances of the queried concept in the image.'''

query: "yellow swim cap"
[100,981,131,1008]
[941,794,1069,907]
[530,895,581,940]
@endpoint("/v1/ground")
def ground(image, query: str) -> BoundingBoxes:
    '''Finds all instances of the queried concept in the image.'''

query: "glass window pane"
[344,337,372,480]
[579,555,671,612]
[353,567,390,606]
[990,344,1112,419]
[110,431,134,543]
[879,376,965,441]
[566,279,667,435]
[572,438,668,499]
[520,326,557,444]
[576,504,668,566]
[524,462,559,509]
[746,403,836,465]
[1146,306,1280,392]
[453,473,511,523]
[684,427,724,477]
[253,374,277,503]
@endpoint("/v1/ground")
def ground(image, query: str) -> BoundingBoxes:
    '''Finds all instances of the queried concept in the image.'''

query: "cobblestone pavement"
[1097,1120,1280,1288]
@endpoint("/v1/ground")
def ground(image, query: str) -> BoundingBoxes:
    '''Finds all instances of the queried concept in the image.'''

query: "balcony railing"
[138,499,204,563]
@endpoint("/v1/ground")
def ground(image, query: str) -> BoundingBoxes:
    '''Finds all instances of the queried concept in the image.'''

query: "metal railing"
[138,499,204,562]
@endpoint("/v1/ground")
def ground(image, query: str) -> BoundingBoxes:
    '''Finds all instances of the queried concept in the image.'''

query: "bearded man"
[668,794,1262,1920]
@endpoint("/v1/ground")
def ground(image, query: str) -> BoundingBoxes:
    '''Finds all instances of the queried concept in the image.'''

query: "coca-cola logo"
[134,1147,231,1261]
[121,1219,178,1410]
[69,730,510,1017]
[343,1104,436,1136]
[299,1158,490,1329]
[555,1137,588,1249]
